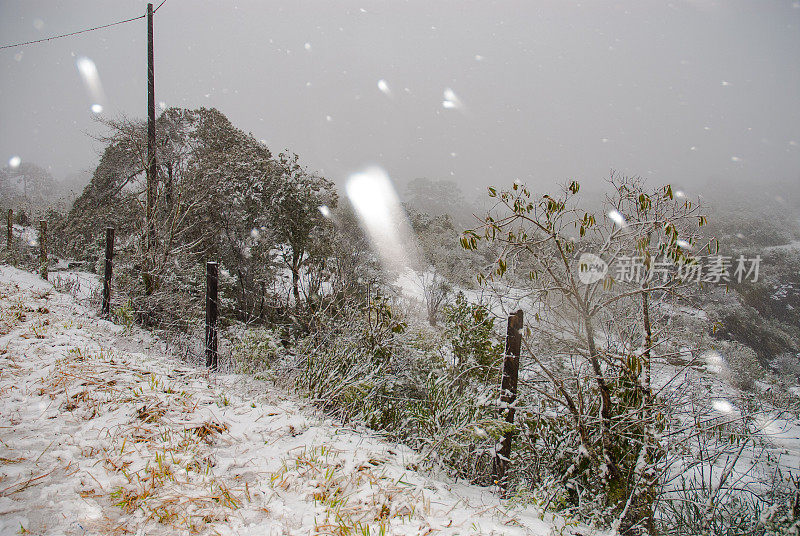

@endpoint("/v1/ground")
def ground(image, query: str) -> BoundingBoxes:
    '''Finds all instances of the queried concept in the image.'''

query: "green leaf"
[497,258,507,276]
[569,180,580,194]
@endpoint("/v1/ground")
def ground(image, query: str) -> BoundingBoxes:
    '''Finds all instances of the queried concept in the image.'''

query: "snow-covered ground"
[48,270,101,303]
[0,265,577,536]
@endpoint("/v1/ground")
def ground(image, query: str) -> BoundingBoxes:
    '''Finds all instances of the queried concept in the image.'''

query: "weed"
[113,300,135,332]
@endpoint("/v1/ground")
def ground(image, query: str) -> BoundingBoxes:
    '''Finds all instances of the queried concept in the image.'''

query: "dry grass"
[269,445,424,535]
[0,274,544,536]
[31,337,247,534]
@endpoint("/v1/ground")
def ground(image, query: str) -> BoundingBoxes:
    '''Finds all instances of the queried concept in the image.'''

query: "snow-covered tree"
[463,175,713,533]
[267,151,337,309]
[65,107,335,325]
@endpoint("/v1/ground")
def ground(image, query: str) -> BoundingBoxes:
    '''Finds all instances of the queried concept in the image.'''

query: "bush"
[716,340,765,391]
[239,293,512,483]
[443,292,503,378]
[771,353,800,380]
[229,325,284,374]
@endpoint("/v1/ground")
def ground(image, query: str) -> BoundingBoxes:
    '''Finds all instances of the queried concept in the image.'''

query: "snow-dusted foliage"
[16,103,799,534]
[461,175,800,534]
[60,107,338,331]
[0,266,571,536]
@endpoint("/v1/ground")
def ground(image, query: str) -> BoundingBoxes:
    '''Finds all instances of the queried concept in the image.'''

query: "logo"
[577,253,608,284]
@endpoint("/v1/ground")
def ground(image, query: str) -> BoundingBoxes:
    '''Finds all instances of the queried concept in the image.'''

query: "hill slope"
[0,266,571,536]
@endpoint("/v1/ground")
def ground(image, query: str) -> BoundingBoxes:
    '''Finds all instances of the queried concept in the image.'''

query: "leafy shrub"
[716,340,765,391]
[255,294,511,483]
[229,325,283,374]
[443,292,503,378]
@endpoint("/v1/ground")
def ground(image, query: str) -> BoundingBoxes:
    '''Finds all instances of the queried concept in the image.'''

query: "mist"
[1,0,799,200]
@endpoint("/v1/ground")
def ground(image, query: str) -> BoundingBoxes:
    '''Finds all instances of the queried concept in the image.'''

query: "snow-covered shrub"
[659,464,800,536]
[771,352,800,380]
[717,340,765,391]
[360,292,406,362]
[229,325,284,374]
[443,292,503,378]
[462,176,720,533]
[273,293,509,484]
[659,474,767,536]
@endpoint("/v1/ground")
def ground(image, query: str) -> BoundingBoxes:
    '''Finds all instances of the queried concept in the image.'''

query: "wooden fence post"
[102,227,115,316]
[494,309,524,492]
[39,220,47,280]
[6,209,11,250]
[205,261,219,371]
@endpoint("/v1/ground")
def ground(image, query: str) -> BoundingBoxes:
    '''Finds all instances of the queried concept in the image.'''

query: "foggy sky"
[1,0,799,199]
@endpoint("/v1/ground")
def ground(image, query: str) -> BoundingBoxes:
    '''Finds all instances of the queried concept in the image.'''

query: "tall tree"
[67,108,283,321]
[268,151,337,308]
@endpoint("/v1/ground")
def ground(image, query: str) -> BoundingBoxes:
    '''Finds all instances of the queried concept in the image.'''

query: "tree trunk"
[639,286,657,535]
[583,313,623,484]
[165,162,174,211]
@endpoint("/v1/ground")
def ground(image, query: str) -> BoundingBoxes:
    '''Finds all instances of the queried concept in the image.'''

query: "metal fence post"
[205,261,219,371]
[102,227,115,316]
[494,309,523,492]
[39,220,47,279]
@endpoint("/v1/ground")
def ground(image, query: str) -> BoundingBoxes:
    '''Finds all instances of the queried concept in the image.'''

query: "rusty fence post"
[39,220,47,279]
[494,309,524,492]
[205,261,219,371]
[102,227,115,316]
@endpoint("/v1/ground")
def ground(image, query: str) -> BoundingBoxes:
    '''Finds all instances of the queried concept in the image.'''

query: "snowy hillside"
[0,266,579,536]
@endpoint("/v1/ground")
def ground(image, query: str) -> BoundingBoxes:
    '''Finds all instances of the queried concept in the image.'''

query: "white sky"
[1,0,799,198]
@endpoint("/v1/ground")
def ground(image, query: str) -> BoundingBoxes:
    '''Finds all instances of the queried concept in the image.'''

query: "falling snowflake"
[608,210,626,227]
[442,88,462,109]
[377,79,391,95]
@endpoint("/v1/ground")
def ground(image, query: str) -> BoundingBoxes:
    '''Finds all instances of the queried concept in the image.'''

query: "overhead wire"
[0,3,168,51]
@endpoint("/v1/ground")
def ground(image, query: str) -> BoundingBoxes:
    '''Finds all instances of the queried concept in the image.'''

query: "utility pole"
[144,2,157,293]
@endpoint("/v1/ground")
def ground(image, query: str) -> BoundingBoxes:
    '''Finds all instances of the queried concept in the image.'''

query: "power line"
[0,10,155,51]
[154,0,168,13]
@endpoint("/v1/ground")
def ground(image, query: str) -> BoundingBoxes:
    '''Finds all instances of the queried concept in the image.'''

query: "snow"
[0,266,568,535]
[651,351,800,503]
[48,270,101,303]
[764,239,800,253]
